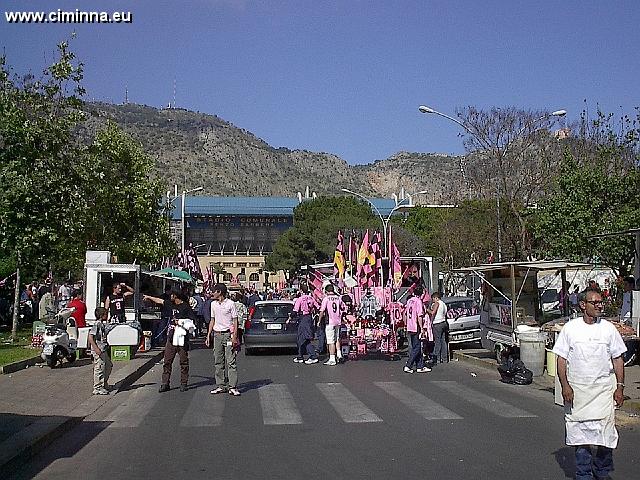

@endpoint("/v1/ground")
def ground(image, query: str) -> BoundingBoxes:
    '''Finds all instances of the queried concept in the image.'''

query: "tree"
[400,201,521,269]
[76,122,174,268]
[266,197,378,274]
[533,110,640,275]
[0,42,174,340]
[455,106,566,258]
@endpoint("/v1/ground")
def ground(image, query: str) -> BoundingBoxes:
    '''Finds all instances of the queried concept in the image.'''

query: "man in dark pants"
[143,291,195,392]
[152,284,172,347]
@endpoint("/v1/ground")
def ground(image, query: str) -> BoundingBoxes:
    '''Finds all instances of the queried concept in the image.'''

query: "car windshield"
[445,300,477,319]
[540,290,558,303]
[254,304,293,318]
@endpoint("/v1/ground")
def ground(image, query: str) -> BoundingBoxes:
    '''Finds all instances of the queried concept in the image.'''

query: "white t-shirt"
[432,299,448,324]
[620,292,632,318]
[552,317,627,385]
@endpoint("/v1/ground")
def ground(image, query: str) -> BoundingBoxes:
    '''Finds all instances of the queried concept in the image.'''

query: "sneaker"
[403,366,414,374]
[158,384,170,393]
[93,388,109,395]
[305,358,319,364]
[293,357,305,363]
[228,388,241,396]
[180,384,188,392]
[416,367,432,373]
[324,359,337,366]
[210,387,227,394]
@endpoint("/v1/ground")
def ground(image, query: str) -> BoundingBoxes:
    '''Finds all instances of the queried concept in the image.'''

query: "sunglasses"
[585,300,604,306]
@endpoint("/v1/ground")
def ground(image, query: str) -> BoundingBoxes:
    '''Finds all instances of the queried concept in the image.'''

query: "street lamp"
[180,186,203,252]
[418,104,566,261]
[341,188,428,255]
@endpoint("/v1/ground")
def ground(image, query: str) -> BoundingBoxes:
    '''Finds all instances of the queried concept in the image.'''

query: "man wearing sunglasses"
[553,289,627,480]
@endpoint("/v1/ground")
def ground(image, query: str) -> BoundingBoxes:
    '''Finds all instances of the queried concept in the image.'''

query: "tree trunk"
[11,251,21,343]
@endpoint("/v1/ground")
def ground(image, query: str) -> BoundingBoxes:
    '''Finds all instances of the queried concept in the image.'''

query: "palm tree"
[212,263,226,283]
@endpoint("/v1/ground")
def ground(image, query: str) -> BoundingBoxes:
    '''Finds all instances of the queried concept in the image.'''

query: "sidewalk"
[0,348,163,471]
[452,348,640,414]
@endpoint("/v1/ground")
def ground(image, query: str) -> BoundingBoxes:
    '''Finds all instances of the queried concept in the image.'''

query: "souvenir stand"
[305,250,439,361]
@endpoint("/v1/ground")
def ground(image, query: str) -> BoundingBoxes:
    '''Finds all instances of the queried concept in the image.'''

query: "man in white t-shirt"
[553,289,627,480]
[619,276,634,319]
[319,284,345,366]
[428,292,448,365]
[206,283,240,396]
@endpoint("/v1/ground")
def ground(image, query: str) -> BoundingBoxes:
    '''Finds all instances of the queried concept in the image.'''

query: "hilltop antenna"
[172,77,176,109]
[124,84,128,105]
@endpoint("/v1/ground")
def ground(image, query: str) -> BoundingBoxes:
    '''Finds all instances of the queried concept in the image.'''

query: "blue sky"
[2,1,639,164]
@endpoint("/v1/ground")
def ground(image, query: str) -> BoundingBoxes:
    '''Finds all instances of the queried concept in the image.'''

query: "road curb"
[1,355,43,374]
[1,349,164,475]
[453,349,640,415]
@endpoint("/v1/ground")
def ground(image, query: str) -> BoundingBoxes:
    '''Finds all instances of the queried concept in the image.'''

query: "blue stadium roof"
[172,196,400,219]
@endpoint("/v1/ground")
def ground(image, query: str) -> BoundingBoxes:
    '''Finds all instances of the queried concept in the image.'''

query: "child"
[88,307,113,395]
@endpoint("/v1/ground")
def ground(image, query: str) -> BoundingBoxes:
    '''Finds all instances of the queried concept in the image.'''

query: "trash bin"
[518,331,547,376]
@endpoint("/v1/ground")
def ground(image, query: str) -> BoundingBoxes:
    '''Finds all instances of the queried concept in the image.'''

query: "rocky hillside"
[81,102,466,202]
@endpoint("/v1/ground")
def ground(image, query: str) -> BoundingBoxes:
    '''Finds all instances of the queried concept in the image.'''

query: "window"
[223,272,233,282]
[249,273,259,282]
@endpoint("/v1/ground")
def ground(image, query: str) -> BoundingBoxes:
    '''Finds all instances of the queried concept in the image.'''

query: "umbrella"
[146,268,195,284]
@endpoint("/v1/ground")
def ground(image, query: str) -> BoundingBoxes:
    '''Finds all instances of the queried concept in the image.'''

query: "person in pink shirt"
[293,283,318,364]
[404,286,430,373]
[319,284,345,366]
[206,284,241,396]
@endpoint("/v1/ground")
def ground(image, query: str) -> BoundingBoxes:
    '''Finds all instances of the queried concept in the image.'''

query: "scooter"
[41,307,78,368]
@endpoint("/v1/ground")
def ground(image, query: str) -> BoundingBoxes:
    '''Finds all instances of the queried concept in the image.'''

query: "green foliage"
[399,201,522,268]
[533,153,640,275]
[266,197,378,273]
[0,42,174,279]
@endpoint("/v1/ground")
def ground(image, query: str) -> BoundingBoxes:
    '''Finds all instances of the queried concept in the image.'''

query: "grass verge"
[0,324,39,367]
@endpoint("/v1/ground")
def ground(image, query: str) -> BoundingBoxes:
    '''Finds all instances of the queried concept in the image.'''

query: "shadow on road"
[238,378,272,393]
[552,446,575,478]
[2,413,110,480]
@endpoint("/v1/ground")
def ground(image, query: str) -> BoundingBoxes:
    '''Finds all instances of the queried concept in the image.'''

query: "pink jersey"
[405,296,424,333]
[293,294,315,315]
[320,294,345,326]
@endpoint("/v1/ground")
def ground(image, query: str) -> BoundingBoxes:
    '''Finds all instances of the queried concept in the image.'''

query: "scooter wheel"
[66,354,76,363]
[47,355,57,368]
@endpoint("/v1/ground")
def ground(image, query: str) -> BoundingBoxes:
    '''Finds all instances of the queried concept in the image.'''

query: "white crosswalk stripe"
[374,381,462,420]
[180,387,225,427]
[316,383,382,423]
[105,385,161,428]
[431,381,537,418]
[258,384,303,425]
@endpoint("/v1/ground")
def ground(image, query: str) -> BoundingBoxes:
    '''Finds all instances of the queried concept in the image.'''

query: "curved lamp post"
[179,186,203,252]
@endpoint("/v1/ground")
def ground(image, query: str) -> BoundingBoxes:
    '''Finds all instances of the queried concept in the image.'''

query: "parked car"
[442,296,481,346]
[243,300,297,355]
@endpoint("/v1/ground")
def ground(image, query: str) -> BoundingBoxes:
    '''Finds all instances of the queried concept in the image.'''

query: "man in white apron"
[553,289,627,480]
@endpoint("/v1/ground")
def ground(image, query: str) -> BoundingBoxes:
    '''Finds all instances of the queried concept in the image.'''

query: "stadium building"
[172,195,401,288]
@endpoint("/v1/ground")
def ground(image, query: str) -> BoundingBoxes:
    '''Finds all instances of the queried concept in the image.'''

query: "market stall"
[453,261,593,355]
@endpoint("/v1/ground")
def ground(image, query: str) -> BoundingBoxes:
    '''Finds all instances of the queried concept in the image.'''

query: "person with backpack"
[88,307,112,395]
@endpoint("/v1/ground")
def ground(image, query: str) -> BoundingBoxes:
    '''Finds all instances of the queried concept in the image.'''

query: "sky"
[2,0,639,165]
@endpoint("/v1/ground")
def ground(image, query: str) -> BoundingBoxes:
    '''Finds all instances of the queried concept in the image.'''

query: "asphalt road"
[10,341,640,480]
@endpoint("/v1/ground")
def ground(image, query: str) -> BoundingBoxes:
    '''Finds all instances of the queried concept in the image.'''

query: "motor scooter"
[41,307,77,368]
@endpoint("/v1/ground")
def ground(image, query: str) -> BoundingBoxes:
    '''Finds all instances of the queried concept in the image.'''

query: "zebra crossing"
[104,379,540,428]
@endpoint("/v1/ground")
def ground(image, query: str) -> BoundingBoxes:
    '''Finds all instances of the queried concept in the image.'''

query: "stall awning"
[452,260,592,274]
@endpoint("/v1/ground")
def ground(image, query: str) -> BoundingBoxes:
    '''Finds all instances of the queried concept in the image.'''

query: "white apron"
[565,340,618,448]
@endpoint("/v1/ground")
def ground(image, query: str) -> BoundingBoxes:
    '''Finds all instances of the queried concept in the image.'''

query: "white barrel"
[518,331,547,376]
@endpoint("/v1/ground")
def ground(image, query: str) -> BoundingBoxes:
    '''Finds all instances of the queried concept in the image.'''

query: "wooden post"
[510,264,517,327]
[11,251,21,343]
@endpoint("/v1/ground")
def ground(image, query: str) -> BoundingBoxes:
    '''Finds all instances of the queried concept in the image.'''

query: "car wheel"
[623,340,638,367]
